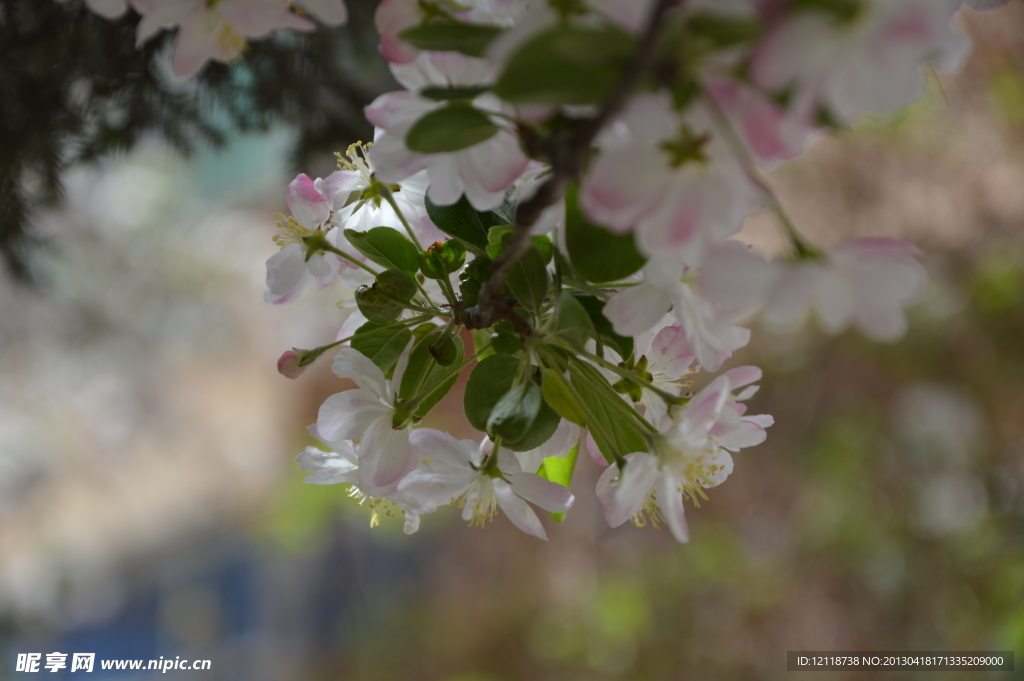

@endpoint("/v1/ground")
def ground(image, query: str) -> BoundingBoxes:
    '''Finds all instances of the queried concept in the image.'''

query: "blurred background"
[1,2,1024,680]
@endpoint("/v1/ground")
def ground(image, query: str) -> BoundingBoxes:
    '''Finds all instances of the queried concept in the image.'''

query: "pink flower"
[751,0,966,121]
[704,77,816,169]
[277,350,305,379]
[581,92,759,261]
[366,52,529,210]
[264,173,347,305]
[131,0,344,78]
[701,237,928,341]
[596,366,771,543]
[603,256,751,372]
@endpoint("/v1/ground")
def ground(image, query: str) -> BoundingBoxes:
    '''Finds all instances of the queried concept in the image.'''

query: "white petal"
[331,347,389,398]
[359,420,418,488]
[658,474,690,543]
[264,243,311,304]
[296,446,360,485]
[494,479,548,540]
[316,391,390,443]
[596,452,658,528]
[508,473,574,513]
[604,283,673,337]
[408,428,476,468]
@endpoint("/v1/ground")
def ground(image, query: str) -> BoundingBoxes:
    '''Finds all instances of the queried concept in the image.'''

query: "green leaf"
[486,224,516,260]
[351,322,413,372]
[355,286,403,324]
[493,25,636,105]
[356,269,417,325]
[569,358,647,464]
[400,331,465,417]
[406,103,499,154]
[552,291,594,352]
[459,255,492,306]
[685,12,761,47]
[572,293,634,359]
[506,246,549,314]
[419,239,466,279]
[375,268,417,303]
[464,355,519,432]
[538,441,579,522]
[344,227,419,275]
[425,195,508,252]
[429,335,458,366]
[540,367,587,426]
[420,85,491,101]
[489,320,521,356]
[398,22,503,58]
[531,234,553,265]
[463,355,560,451]
[565,183,646,283]
[509,398,560,452]
[487,382,542,443]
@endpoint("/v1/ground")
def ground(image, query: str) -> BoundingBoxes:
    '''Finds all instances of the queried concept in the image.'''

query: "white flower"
[701,238,928,341]
[596,366,771,543]
[751,0,966,122]
[399,430,574,540]
[316,344,419,489]
[264,173,343,304]
[131,0,343,78]
[603,256,750,372]
[704,76,817,170]
[326,141,445,244]
[581,92,759,261]
[366,52,530,211]
[296,439,427,534]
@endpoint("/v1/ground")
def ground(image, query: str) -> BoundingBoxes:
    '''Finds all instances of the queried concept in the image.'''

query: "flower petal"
[316,391,389,443]
[494,478,548,540]
[508,472,575,513]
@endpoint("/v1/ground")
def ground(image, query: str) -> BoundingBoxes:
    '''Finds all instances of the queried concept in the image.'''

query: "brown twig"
[460,0,682,330]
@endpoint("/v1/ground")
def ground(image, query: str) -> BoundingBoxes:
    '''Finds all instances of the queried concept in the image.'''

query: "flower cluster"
[264,0,977,542]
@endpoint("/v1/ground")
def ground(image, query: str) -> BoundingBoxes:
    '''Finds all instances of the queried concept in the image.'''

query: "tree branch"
[460,0,681,330]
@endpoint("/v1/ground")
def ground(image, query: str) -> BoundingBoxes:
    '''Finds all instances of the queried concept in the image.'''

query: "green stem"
[566,343,687,407]
[538,350,624,465]
[321,242,381,275]
[564,354,658,434]
[378,182,426,252]
[405,343,491,410]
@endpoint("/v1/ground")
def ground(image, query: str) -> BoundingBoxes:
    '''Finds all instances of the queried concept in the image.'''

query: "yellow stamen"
[272,214,313,249]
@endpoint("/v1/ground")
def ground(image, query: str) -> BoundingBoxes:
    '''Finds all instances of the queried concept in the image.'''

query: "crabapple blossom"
[701,238,928,341]
[751,0,966,122]
[131,0,329,78]
[604,257,750,372]
[366,52,529,210]
[297,440,427,534]
[398,430,574,540]
[596,366,771,543]
[581,92,759,260]
[264,173,343,304]
[316,345,418,489]
[259,0,983,542]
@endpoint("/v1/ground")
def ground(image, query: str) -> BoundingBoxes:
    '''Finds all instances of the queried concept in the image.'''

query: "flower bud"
[277,350,306,379]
